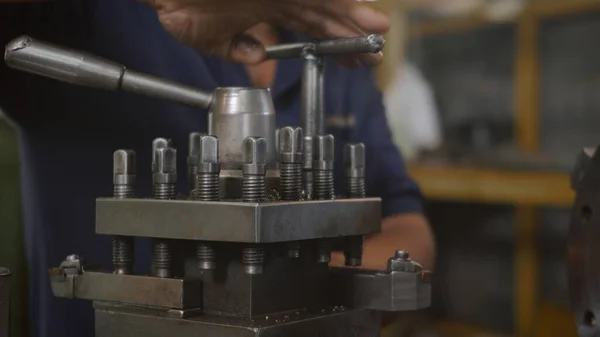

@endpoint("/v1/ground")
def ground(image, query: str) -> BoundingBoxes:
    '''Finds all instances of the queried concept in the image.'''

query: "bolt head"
[313,135,334,162]
[154,147,177,174]
[243,137,267,165]
[188,132,204,159]
[394,250,409,260]
[152,137,172,170]
[279,126,303,162]
[200,135,219,164]
[344,143,365,169]
[113,149,136,175]
[571,147,597,190]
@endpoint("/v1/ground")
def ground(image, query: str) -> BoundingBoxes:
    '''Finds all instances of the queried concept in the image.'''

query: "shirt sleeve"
[353,69,424,218]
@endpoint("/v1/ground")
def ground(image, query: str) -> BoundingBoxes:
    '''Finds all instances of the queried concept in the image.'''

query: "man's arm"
[331,68,436,271]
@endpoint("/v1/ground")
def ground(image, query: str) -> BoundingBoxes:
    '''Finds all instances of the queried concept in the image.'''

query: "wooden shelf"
[408,164,574,207]
[409,0,600,39]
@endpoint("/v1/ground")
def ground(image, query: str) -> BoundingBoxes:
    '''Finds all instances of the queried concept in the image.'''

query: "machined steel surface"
[208,87,277,169]
[265,34,385,59]
[95,306,380,337]
[95,198,381,242]
[48,270,202,309]
[5,36,213,108]
[568,145,600,334]
[0,268,10,337]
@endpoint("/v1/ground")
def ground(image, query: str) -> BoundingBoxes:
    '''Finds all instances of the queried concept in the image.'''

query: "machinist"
[0,0,436,337]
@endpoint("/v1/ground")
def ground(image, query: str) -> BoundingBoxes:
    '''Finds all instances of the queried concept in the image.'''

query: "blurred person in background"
[0,0,435,337]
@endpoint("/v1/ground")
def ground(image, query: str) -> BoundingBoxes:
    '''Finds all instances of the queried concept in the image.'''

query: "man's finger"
[227,35,266,64]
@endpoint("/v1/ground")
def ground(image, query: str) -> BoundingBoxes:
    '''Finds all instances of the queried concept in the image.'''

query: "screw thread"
[287,242,301,259]
[346,177,366,198]
[153,183,176,200]
[280,163,302,201]
[192,173,220,201]
[196,242,216,270]
[188,165,199,190]
[113,185,135,198]
[152,240,172,278]
[112,236,134,274]
[344,235,364,266]
[316,240,332,263]
[242,175,266,202]
[314,170,334,200]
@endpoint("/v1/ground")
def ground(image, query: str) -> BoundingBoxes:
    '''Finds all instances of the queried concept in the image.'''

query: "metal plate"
[95,306,381,337]
[569,147,600,335]
[95,198,381,242]
[50,271,202,309]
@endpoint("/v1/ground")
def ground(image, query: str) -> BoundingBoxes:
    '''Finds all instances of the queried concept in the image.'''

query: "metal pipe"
[4,35,213,108]
[265,34,385,59]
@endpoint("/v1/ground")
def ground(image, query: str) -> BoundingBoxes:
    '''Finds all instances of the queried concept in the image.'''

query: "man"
[0,1,435,337]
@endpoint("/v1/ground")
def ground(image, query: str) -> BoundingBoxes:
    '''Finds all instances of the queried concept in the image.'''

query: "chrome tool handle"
[264,34,385,59]
[4,35,213,109]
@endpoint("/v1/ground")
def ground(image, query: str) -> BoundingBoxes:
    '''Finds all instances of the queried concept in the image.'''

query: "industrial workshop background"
[1,0,598,336]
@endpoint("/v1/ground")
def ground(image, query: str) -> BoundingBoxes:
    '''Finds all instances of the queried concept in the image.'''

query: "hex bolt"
[279,126,304,201]
[316,240,331,263]
[242,245,265,275]
[187,132,203,191]
[192,135,220,201]
[313,135,335,200]
[151,141,177,278]
[344,235,364,266]
[242,136,267,202]
[112,149,136,275]
[344,143,366,198]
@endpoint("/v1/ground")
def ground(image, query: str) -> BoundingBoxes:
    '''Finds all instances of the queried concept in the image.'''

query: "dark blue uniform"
[0,1,423,336]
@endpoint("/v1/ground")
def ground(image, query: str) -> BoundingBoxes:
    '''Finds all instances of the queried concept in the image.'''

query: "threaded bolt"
[192,135,220,201]
[344,235,364,266]
[242,137,267,202]
[151,140,177,278]
[112,149,136,274]
[344,143,366,198]
[279,126,304,201]
[287,242,301,259]
[316,240,331,263]
[196,243,217,270]
[242,245,265,275]
[188,132,203,191]
[313,135,335,200]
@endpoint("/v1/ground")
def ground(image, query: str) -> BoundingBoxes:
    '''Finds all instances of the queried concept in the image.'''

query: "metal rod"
[4,35,213,108]
[265,34,385,59]
[300,50,320,196]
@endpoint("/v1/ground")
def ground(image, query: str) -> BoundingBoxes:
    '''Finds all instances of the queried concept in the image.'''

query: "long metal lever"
[4,35,214,109]
[265,34,385,59]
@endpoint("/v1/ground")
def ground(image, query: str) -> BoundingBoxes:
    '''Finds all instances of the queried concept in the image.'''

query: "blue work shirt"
[0,1,423,337]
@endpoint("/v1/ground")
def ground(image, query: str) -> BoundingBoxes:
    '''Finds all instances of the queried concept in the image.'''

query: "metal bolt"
[192,135,220,201]
[242,245,265,275]
[316,240,331,263]
[287,242,301,259]
[196,243,217,270]
[188,132,203,191]
[153,146,177,200]
[66,254,79,262]
[279,126,304,201]
[151,140,177,278]
[571,147,597,190]
[344,236,364,266]
[242,137,267,202]
[112,149,136,275]
[152,137,172,172]
[395,250,409,260]
[313,135,335,200]
[344,143,366,198]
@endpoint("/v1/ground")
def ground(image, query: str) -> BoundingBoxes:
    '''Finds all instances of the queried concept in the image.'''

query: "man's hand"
[139,0,390,65]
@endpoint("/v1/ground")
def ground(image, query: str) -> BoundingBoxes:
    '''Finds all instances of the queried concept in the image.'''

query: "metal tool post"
[5,35,430,337]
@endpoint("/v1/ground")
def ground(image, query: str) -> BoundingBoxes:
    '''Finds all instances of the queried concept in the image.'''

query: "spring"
[193,173,219,201]
[113,185,134,198]
[242,175,266,202]
[112,236,134,274]
[346,177,366,198]
[241,245,265,265]
[153,183,176,200]
[280,163,302,201]
[313,170,335,200]
[152,240,172,277]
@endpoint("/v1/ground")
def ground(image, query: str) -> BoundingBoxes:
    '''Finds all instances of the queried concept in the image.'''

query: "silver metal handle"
[4,36,213,109]
[265,34,385,59]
